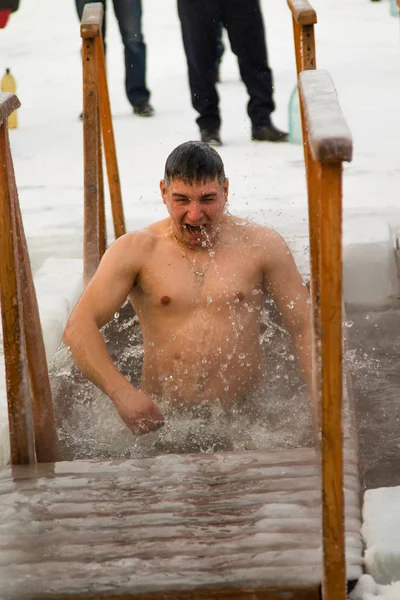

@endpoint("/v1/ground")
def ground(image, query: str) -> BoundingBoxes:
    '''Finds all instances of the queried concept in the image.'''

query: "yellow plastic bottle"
[1,68,18,129]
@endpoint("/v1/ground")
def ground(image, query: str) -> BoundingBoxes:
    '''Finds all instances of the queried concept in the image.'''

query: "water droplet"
[287,302,294,309]
[148,341,155,347]
[171,334,176,340]
[183,369,188,375]
[345,321,354,328]
[114,312,120,319]
[207,296,213,304]
[239,353,246,360]
[201,358,207,364]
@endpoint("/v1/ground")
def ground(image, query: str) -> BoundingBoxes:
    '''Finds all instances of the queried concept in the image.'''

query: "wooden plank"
[300,24,316,71]
[80,2,103,39]
[287,0,317,25]
[299,70,353,164]
[320,163,346,600]
[82,34,100,284]
[0,589,320,600]
[0,443,362,598]
[291,19,316,75]
[5,139,59,462]
[96,102,107,258]
[95,34,126,239]
[0,121,35,465]
[0,563,321,599]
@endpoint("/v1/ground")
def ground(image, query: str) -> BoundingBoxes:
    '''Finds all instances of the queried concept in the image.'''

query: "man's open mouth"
[184,224,204,235]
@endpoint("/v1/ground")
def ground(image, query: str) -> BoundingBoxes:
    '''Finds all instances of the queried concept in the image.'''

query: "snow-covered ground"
[1,0,400,595]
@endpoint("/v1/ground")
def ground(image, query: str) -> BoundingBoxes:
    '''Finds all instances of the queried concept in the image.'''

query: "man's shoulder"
[104,224,164,269]
[227,215,284,246]
[114,219,168,251]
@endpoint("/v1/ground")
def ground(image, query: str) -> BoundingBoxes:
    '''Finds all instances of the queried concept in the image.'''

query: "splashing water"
[50,299,314,461]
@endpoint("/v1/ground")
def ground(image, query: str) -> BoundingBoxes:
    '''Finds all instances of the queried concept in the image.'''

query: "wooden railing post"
[6,144,59,463]
[95,31,126,240]
[81,7,102,284]
[0,95,34,464]
[0,93,59,464]
[299,69,353,600]
[80,3,126,285]
[287,1,321,439]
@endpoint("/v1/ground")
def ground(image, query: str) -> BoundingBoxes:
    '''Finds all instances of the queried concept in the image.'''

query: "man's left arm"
[262,229,319,441]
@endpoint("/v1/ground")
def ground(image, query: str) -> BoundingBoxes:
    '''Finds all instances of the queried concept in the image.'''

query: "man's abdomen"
[141,326,263,406]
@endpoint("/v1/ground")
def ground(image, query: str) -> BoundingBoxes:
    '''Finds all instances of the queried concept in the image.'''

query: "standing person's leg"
[75,0,106,44]
[223,0,287,141]
[215,22,225,82]
[177,0,222,144]
[112,0,153,116]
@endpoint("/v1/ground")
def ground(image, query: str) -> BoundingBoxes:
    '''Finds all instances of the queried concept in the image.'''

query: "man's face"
[160,177,229,248]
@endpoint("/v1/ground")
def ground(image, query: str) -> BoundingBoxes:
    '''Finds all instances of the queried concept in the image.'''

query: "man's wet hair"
[164,141,226,187]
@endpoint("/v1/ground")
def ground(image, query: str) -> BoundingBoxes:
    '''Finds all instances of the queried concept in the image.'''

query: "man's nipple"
[160,295,171,306]
[234,291,245,302]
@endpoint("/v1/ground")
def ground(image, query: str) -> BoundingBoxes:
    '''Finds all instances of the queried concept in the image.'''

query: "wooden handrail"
[0,92,19,124]
[0,93,59,464]
[299,71,353,164]
[287,0,317,25]
[80,2,125,284]
[299,69,353,600]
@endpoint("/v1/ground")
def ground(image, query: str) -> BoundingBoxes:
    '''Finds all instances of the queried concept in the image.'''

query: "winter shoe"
[133,102,155,117]
[252,122,288,142]
[200,129,222,147]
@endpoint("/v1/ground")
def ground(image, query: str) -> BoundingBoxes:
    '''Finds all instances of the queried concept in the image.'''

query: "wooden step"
[0,447,362,599]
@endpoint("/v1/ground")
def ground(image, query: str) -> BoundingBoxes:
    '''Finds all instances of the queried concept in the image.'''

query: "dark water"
[50,300,314,461]
[345,304,400,491]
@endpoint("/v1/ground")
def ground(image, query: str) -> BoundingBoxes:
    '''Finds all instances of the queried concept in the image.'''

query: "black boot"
[252,122,288,142]
[133,101,155,117]
[200,129,222,147]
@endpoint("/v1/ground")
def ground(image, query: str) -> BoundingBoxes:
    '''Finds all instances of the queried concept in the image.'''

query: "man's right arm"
[62,232,164,435]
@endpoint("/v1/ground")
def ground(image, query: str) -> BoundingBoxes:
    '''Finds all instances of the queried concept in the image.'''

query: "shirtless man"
[63,141,317,438]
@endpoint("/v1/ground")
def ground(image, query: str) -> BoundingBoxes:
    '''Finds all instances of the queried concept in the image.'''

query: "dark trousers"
[177,0,275,132]
[75,0,150,106]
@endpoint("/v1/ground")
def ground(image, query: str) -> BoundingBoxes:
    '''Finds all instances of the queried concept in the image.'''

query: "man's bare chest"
[133,247,264,312]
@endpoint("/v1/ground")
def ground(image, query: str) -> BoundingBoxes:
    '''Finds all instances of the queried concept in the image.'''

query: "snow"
[362,488,400,585]
[350,575,400,599]
[0,1,400,594]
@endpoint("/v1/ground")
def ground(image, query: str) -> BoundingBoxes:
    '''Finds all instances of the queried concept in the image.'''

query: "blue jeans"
[75,0,150,106]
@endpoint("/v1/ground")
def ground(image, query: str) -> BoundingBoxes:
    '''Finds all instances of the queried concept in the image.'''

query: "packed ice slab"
[361,487,400,586]
[350,574,400,600]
